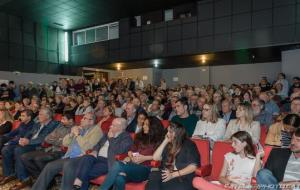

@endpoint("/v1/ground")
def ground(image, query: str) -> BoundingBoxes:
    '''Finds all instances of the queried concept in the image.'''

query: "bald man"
[57,118,132,190]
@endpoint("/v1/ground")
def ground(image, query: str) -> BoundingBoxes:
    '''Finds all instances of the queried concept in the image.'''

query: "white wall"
[0,71,81,85]
[210,62,281,86]
[110,68,154,85]
[162,66,210,87]
[282,49,300,81]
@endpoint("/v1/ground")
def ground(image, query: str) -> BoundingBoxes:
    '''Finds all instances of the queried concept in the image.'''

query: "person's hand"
[164,133,171,143]
[162,169,174,182]
[71,126,80,136]
[123,157,131,163]
[256,150,265,160]
[108,129,114,138]
[89,151,97,158]
[19,138,29,146]
[131,154,145,164]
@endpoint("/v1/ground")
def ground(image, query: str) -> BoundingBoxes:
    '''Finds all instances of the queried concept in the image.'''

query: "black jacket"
[264,148,292,182]
[93,132,133,169]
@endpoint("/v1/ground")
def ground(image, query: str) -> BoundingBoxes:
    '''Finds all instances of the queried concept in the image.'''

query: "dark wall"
[0,11,77,75]
[71,0,300,67]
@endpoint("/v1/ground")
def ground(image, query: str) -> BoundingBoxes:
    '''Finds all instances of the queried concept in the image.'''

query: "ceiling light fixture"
[201,55,206,63]
[117,63,121,70]
[154,59,159,68]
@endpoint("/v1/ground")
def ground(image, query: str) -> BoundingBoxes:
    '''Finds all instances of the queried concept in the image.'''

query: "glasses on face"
[83,117,93,121]
[203,107,211,112]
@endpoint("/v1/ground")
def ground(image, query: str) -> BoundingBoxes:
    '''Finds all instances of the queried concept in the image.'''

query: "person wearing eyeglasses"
[31,112,103,190]
[192,103,226,147]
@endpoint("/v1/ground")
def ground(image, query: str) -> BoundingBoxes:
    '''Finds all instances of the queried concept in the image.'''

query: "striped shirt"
[281,130,292,148]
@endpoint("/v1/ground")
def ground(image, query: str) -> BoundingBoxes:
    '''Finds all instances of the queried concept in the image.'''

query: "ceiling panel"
[0,0,198,30]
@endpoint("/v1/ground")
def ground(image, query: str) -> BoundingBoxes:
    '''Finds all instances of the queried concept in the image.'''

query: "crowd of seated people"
[0,72,298,190]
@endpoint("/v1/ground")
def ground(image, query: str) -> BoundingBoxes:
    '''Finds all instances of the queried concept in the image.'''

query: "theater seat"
[192,138,212,177]
[12,120,21,130]
[54,114,62,121]
[260,126,268,147]
[207,141,233,181]
[161,120,170,128]
[75,115,83,125]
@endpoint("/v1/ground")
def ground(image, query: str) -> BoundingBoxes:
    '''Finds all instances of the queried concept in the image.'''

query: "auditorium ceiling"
[0,0,198,30]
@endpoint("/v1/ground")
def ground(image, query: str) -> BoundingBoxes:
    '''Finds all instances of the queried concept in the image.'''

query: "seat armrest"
[195,164,212,177]
[115,153,128,161]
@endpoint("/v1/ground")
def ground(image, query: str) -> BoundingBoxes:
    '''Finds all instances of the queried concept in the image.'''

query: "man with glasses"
[31,112,103,190]
[252,98,273,128]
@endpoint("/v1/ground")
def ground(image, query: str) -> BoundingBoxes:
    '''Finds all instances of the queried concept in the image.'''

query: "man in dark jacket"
[257,128,300,190]
[0,108,59,188]
[0,109,34,151]
[61,117,133,190]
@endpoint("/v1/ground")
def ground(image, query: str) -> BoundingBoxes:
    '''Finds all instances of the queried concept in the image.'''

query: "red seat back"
[262,146,273,165]
[75,115,83,125]
[161,120,170,128]
[54,114,62,121]
[260,126,268,147]
[130,133,136,140]
[210,141,234,181]
[192,138,210,167]
[12,120,21,130]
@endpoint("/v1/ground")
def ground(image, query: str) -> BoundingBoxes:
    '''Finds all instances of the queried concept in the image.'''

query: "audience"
[171,98,198,137]
[0,109,34,151]
[224,103,261,144]
[146,122,200,190]
[219,99,236,124]
[0,72,298,189]
[265,114,300,147]
[252,98,273,127]
[195,131,264,190]
[0,108,59,188]
[99,116,165,190]
[20,113,74,179]
[192,103,226,145]
[31,112,103,190]
[257,128,300,190]
[0,108,13,135]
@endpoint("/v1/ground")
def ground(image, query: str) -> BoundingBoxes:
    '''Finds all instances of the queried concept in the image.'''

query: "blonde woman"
[192,103,226,143]
[0,108,13,135]
[224,103,261,144]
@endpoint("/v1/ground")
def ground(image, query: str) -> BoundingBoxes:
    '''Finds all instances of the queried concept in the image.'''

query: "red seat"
[161,120,170,128]
[75,115,83,125]
[41,141,53,148]
[208,141,234,181]
[192,138,212,177]
[12,120,21,131]
[260,126,268,147]
[54,114,63,121]
[130,133,136,140]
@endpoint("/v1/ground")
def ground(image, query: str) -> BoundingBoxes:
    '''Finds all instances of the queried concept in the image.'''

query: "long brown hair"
[165,122,189,170]
[231,131,256,158]
[135,116,165,148]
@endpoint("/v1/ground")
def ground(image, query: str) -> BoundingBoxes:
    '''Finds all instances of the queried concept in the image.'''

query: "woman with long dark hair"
[145,122,200,190]
[96,116,165,190]
[194,131,264,190]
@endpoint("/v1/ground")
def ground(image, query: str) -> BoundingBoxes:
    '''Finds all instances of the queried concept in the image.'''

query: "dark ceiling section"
[0,0,198,30]
[87,45,297,70]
